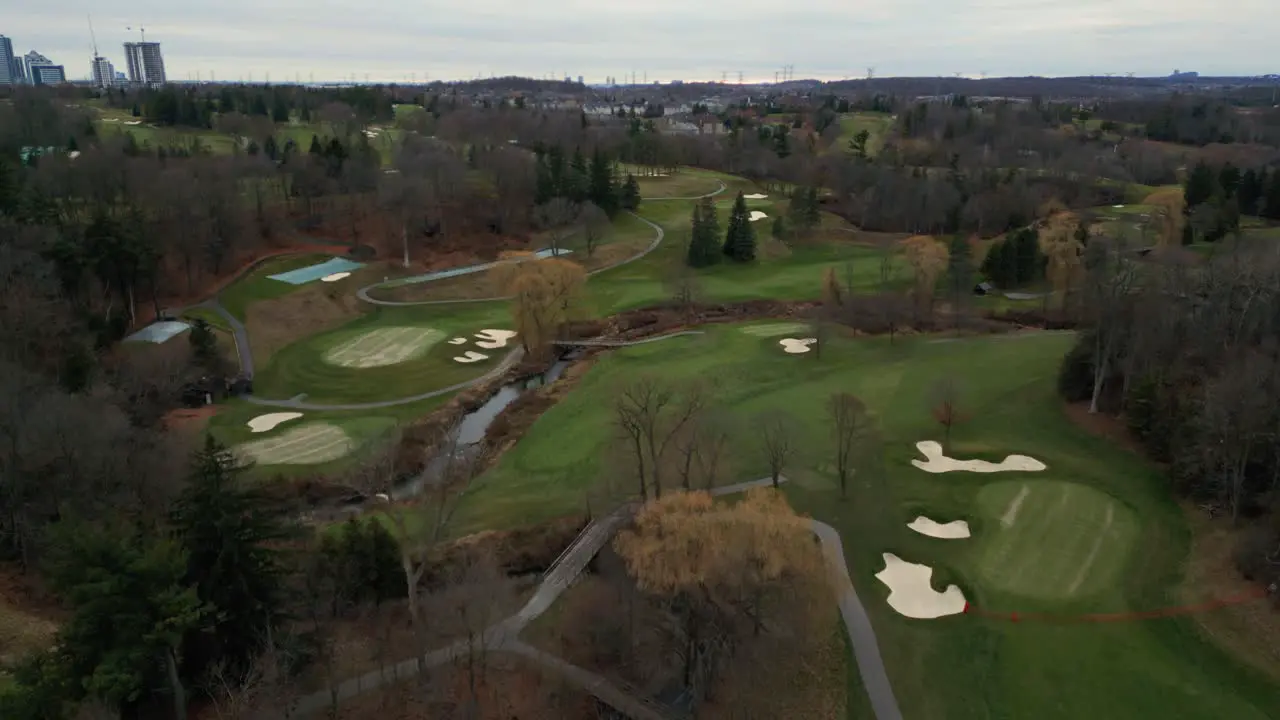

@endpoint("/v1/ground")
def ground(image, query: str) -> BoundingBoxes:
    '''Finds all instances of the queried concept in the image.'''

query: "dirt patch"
[1179,505,1280,683]
[246,277,370,364]
[330,654,595,720]
[377,270,498,303]
[0,565,62,670]
[1062,402,1146,456]
[163,405,220,434]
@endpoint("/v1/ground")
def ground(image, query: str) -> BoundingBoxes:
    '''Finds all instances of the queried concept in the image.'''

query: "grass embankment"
[218,254,339,320]
[837,113,896,157]
[444,324,1280,719]
[250,303,511,405]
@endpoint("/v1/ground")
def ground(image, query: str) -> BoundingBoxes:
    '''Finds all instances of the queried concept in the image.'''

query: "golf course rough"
[322,326,445,368]
[975,480,1136,600]
[739,322,808,337]
[234,423,354,465]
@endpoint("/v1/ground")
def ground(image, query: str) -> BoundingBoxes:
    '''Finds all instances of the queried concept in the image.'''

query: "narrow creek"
[309,345,588,515]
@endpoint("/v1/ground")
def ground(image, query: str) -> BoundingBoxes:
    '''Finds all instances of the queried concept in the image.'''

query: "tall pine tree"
[723,192,757,262]
[1263,169,1280,221]
[588,150,618,216]
[171,437,298,681]
[687,200,720,268]
[621,173,641,211]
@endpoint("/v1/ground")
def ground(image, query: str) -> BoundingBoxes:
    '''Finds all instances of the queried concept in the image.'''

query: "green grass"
[180,307,231,332]
[250,303,510,404]
[206,395,449,478]
[436,325,1279,719]
[837,113,896,157]
[218,254,338,319]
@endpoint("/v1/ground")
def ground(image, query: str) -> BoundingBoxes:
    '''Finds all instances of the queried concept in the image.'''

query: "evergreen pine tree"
[171,437,298,681]
[308,134,323,155]
[263,134,279,161]
[188,318,219,369]
[534,152,555,205]
[0,158,19,217]
[588,150,618,216]
[946,232,974,306]
[1264,170,1280,221]
[1238,168,1262,215]
[772,213,791,243]
[804,187,822,227]
[621,173,641,211]
[723,192,757,262]
[699,195,719,243]
[1184,161,1218,209]
[566,148,589,202]
[687,202,720,268]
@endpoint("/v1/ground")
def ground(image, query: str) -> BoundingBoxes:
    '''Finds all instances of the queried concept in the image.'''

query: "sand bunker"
[743,193,768,200]
[908,516,972,539]
[235,423,354,465]
[911,441,1046,474]
[321,271,351,283]
[475,329,518,349]
[454,351,490,364]
[246,412,303,433]
[779,338,818,354]
[448,337,469,345]
[875,553,967,619]
[748,211,768,222]
[324,327,444,368]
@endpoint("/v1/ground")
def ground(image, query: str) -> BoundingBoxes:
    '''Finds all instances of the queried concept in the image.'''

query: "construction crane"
[126,25,146,43]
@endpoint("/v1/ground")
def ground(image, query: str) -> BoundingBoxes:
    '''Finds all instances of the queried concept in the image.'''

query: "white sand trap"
[741,322,808,337]
[474,329,518,349]
[320,271,351,283]
[748,210,769,222]
[875,553,967,619]
[908,516,972,539]
[911,441,1047,474]
[454,351,490,364]
[246,412,303,433]
[124,120,142,126]
[324,327,445,368]
[235,424,354,465]
[743,193,768,200]
[779,338,818,354]
[448,337,469,345]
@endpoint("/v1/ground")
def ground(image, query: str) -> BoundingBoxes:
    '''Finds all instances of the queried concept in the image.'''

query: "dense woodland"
[1,77,1280,717]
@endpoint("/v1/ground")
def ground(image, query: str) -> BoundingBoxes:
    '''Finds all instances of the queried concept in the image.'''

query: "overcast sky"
[6,0,1277,83]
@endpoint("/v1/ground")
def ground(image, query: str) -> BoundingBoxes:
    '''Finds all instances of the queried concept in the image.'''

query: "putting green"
[323,326,445,368]
[235,423,355,465]
[975,480,1137,600]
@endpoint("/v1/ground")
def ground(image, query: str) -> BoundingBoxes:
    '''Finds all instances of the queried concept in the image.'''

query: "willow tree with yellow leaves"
[900,235,949,318]
[488,253,587,358]
[614,488,831,704]
[1144,188,1187,247]
[1038,212,1085,312]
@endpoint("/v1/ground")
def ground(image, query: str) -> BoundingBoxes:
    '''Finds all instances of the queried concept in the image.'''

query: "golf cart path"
[285,476,903,720]
[641,179,727,201]
[357,210,667,307]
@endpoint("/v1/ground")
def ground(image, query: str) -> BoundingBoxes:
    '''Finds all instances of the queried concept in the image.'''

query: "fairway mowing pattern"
[975,480,1136,600]
[740,322,808,337]
[235,423,354,465]
[323,327,444,368]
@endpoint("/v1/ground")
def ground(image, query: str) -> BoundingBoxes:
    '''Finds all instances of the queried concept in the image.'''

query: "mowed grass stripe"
[1003,484,1075,594]
[981,483,1070,595]
[324,327,444,368]
[237,424,352,465]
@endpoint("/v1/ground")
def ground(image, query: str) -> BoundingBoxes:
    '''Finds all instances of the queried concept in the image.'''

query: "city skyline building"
[91,55,116,88]
[24,51,54,84]
[29,64,65,85]
[0,35,16,85]
[124,41,166,85]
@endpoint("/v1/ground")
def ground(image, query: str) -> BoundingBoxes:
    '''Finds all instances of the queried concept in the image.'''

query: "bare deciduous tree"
[930,378,969,452]
[828,393,874,500]
[614,377,708,500]
[756,411,796,488]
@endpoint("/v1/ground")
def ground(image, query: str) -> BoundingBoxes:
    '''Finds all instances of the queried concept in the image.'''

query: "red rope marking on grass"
[962,587,1270,623]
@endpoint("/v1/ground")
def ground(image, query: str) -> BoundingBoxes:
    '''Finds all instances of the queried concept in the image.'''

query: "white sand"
[246,412,303,433]
[908,516,972,539]
[475,329,518,349]
[235,423,354,465]
[324,327,444,368]
[875,553,967,619]
[448,337,469,345]
[124,120,142,126]
[743,193,768,200]
[778,338,818,354]
[68,151,81,161]
[454,351,490,364]
[321,271,351,283]
[748,210,768,222]
[911,441,1047,474]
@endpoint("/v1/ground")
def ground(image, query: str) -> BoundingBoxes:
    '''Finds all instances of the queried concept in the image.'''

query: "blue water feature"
[381,247,573,289]
[126,320,191,344]
[268,257,365,285]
